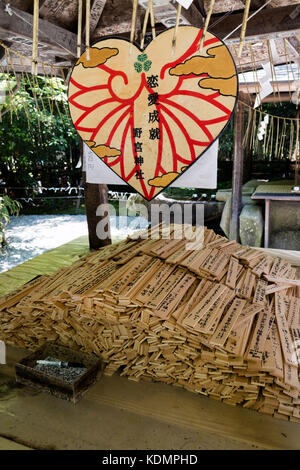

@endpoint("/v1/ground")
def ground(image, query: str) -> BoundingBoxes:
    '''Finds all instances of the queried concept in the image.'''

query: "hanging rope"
[32,0,39,75]
[172,3,182,53]
[224,0,272,41]
[238,0,251,58]
[199,0,215,53]
[77,0,83,58]
[0,40,65,72]
[86,0,91,61]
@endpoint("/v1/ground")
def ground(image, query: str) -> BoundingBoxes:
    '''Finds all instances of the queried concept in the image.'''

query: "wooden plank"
[212,5,300,43]
[154,273,196,320]
[135,263,174,304]
[0,224,299,423]
[0,0,77,56]
[225,257,240,289]
[88,0,107,36]
[183,283,228,328]
[246,309,274,363]
[209,298,246,347]
[148,268,186,309]
[275,293,298,367]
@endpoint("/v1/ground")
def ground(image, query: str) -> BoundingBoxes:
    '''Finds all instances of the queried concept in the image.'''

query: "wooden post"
[294,109,300,188]
[243,106,253,183]
[80,140,111,250]
[264,198,270,248]
[229,100,244,242]
[85,182,111,250]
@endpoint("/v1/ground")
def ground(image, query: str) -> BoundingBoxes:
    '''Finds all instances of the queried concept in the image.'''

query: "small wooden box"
[15,342,103,403]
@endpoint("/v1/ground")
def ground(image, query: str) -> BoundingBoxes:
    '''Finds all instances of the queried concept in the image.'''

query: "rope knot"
[4,3,13,16]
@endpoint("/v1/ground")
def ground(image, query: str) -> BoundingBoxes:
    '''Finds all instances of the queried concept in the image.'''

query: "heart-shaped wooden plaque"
[68,26,238,200]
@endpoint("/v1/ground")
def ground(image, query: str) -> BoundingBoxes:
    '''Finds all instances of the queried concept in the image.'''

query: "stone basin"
[148,194,225,225]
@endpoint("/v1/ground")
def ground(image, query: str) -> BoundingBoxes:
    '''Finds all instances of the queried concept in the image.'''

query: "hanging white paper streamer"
[176,0,194,8]
[254,62,274,108]
[84,140,218,189]
[269,39,280,63]
[138,0,191,27]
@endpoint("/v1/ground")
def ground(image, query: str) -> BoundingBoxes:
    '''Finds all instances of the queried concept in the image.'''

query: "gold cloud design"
[169,45,235,80]
[198,76,237,97]
[148,172,179,187]
[85,141,121,158]
[85,140,96,148]
[93,145,121,158]
[76,47,119,68]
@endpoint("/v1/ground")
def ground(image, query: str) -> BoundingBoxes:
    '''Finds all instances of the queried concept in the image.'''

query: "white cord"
[224,0,272,41]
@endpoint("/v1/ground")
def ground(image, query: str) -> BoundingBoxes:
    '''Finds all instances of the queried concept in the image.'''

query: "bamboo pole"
[31,0,39,75]
[86,0,90,61]
[199,0,215,52]
[77,0,83,58]
[238,0,251,58]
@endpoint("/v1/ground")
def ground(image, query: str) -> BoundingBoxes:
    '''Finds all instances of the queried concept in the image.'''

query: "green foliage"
[0,73,79,189]
[263,101,296,119]
[0,195,21,246]
[219,125,234,161]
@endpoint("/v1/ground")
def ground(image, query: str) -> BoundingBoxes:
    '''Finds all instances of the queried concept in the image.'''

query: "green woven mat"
[0,236,90,297]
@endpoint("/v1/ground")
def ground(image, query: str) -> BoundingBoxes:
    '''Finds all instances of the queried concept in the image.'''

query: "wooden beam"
[259,94,291,103]
[212,5,300,43]
[0,0,77,57]
[39,0,78,30]
[180,4,204,27]
[239,81,299,95]
[229,100,244,242]
[196,0,207,17]
[93,0,141,39]
[205,0,244,14]
[287,36,300,56]
[89,0,107,36]
[2,65,63,75]
[0,40,11,60]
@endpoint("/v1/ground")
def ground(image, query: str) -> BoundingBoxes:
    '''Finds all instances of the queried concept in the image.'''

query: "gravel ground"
[0,214,148,273]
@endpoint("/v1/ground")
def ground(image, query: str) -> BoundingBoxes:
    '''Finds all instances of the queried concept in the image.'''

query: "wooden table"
[2,345,300,450]
[252,184,300,248]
